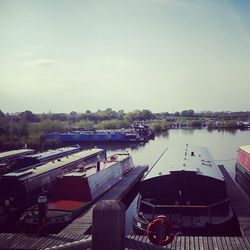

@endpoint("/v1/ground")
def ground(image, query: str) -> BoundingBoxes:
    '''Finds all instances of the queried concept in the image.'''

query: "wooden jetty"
[218,165,250,236]
[1,200,250,249]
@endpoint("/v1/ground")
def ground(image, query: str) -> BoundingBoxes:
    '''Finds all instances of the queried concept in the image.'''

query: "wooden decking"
[60,165,147,235]
[1,233,250,249]
[218,165,250,236]
[2,165,250,249]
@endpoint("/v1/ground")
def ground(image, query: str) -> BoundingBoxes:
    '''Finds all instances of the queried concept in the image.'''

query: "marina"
[0,130,250,249]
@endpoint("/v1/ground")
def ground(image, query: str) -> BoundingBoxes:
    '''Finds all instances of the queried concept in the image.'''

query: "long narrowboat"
[46,129,144,143]
[133,144,238,236]
[0,148,106,223]
[14,145,81,169]
[18,152,134,232]
[0,149,35,175]
[235,145,250,196]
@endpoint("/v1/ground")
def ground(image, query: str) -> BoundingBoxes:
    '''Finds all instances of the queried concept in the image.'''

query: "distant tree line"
[0,109,249,150]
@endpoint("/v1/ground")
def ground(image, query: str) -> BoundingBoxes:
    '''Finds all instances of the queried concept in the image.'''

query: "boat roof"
[0,149,34,161]
[26,146,80,160]
[2,148,105,181]
[144,144,224,181]
[61,153,130,178]
[239,145,250,155]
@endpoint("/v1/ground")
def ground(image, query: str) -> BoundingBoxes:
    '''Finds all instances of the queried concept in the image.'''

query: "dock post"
[92,200,125,250]
[38,195,48,236]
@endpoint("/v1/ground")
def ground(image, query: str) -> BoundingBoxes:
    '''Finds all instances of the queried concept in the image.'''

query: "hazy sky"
[1,0,250,113]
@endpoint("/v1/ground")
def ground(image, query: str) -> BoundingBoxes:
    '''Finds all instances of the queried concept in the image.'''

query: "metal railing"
[141,198,232,226]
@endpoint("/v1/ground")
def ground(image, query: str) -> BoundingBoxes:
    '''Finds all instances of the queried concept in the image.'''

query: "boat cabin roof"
[2,148,105,181]
[239,145,250,155]
[0,149,34,161]
[24,146,80,160]
[145,144,224,181]
[61,153,130,178]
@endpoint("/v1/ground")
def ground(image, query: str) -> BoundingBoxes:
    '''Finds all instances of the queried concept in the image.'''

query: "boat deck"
[0,233,250,249]
[60,165,148,235]
[63,153,130,178]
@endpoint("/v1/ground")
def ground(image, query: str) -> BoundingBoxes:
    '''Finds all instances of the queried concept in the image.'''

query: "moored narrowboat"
[0,149,35,175]
[0,148,106,224]
[13,145,81,169]
[18,152,134,232]
[46,129,145,143]
[133,144,238,236]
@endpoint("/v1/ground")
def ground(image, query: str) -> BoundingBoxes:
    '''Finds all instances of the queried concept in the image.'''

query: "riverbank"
[0,109,249,151]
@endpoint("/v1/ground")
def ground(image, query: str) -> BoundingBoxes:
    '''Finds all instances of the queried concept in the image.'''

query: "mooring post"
[92,200,125,250]
[38,195,48,236]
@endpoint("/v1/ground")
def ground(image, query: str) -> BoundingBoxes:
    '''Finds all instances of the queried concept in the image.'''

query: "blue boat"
[46,129,144,143]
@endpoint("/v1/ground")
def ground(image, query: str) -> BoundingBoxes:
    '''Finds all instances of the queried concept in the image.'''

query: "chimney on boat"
[97,161,100,171]
[38,195,48,235]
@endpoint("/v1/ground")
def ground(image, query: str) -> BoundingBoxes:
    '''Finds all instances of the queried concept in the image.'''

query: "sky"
[0,0,250,114]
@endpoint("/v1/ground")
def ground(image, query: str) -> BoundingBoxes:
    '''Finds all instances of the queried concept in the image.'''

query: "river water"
[105,128,250,234]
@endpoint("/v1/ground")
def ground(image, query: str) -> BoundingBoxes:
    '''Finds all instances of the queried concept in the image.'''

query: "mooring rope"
[142,146,168,180]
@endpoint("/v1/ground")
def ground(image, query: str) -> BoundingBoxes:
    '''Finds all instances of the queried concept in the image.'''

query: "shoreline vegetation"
[0,109,249,151]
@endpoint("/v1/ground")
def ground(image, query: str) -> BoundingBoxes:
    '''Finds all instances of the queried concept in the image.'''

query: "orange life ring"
[147,215,175,246]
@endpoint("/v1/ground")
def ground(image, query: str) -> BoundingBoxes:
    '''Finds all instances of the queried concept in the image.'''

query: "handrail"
[141,198,229,209]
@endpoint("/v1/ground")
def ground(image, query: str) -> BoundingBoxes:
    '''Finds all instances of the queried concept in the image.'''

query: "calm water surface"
[105,128,250,234]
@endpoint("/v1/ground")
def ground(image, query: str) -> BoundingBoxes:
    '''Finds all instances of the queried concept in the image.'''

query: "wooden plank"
[29,236,49,250]
[228,237,238,250]
[180,236,185,250]
[184,236,190,250]
[8,233,25,248]
[206,237,213,250]
[189,236,195,250]
[168,235,177,249]
[224,237,233,250]
[39,234,68,249]
[194,236,199,250]
[175,236,181,249]
[237,236,249,249]
[202,237,209,250]
[216,236,223,250]
[243,236,250,249]
[212,237,219,250]
[220,237,229,250]
[233,237,241,249]
[16,234,37,249]
[199,236,204,250]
